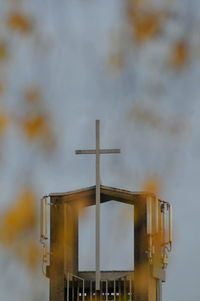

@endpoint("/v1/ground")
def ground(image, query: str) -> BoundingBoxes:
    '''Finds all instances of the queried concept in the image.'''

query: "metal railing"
[66,273,85,301]
[65,274,134,301]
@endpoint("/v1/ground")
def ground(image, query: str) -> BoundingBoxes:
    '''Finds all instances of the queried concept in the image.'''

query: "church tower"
[40,120,172,301]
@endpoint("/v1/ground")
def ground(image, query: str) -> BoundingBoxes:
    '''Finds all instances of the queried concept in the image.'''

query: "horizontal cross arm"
[75,149,120,155]
[75,150,96,154]
[101,149,120,154]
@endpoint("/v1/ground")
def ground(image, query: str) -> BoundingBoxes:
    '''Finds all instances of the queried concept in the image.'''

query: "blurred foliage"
[128,0,161,43]
[0,43,8,61]
[0,1,57,276]
[128,10,161,43]
[16,239,40,270]
[22,113,56,152]
[0,0,195,288]
[0,115,9,135]
[0,189,37,247]
[130,105,187,136]
[8,13,33,34]
[143,177,161,194]
[23,115,49,140]
[0,189,40,270]
[24,88,42,104]
[171,41,188,68]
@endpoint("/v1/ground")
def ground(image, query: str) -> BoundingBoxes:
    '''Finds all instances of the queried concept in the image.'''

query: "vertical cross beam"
[96,120,101,290]
[75,120,120,292]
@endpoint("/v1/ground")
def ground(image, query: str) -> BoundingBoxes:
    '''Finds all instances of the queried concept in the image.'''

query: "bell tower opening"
[78,201,134,272]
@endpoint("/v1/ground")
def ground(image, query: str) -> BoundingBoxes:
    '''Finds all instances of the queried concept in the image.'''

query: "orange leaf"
[0,114,8,135]
[128,7,161,43]
[26,243,40,269]
[171,41,188,68]
[0,189,37,246]
[134,14,160,42]
[0,43,8,61]
[23,115,47,140]
[22,114,56,152]
[8,13,32,33]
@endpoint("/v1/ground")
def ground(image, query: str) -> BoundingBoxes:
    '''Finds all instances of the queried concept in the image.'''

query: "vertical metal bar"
[45,197,48,260]
[155,197,159,233]
[147,197,152,235]
[77,281,79,301]
[132,279,134,301]
[43,197,45,237]
[40,196,48,263]
[119,280,121,301]
[129,279,131,301]
[160,203,164,245]
[163,204,166,244]
[124,278,126,301]
[156,280,162,301]
[43,197,46,238]
[106,280,108,301]
[100,281,102,300]
[83,279,85,301]
[147,197,153,263]
[40,198,43,239]
[90,281,92,301]
[96,120,100,291]
[160,280,162,301]
[114,280,116,301]
[45,197,47,238]
[169,205,173,244]
[72,277,74,301]
[67,273,69,301]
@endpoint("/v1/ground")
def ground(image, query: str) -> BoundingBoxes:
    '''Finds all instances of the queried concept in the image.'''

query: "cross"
[75,120,120,291]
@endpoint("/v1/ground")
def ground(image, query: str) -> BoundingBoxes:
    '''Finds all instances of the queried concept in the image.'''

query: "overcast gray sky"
[0,0,200,300]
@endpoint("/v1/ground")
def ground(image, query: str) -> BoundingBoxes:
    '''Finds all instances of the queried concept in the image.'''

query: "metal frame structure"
[40,185,172,301]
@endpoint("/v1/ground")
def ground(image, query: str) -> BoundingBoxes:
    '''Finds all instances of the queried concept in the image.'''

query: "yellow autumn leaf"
[8,13,32,33]
[128,7,161,43]
[23,115,47,140]
[134,14,160,42]
[0,43,8,61]
[171,41,188,67]
[0,114,8,135]
[23,114,56,152]
[26,243,40,270]
[0,189,37,246]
